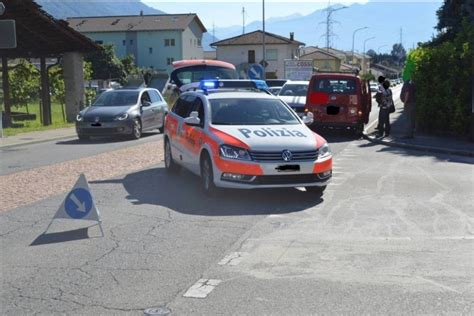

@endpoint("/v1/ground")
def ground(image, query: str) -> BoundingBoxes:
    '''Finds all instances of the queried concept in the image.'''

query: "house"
[211,30,304,79]
[67,14,206,71]
[300,48,342,72]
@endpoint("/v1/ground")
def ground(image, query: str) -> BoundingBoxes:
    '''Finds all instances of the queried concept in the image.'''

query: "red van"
[304,73,372,133]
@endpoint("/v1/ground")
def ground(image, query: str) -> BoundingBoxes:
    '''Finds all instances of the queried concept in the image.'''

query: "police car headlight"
[114,113,129,121]
[318,143,331,158]
[219,145,251,161]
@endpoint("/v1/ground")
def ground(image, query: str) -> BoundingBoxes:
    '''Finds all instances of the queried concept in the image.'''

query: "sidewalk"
[0,127,77,148]
[364,105,474,157]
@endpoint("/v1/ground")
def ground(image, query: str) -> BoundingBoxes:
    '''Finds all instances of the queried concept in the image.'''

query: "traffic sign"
[248,64,264,80]
[45,174,103,236]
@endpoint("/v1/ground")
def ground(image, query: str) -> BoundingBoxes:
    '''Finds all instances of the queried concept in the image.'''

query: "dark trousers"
[404,103,416,137]
[379,107,391,135]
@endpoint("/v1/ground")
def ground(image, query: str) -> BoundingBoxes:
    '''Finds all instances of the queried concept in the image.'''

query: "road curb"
[362,133,474,158]
[0,134,77,150]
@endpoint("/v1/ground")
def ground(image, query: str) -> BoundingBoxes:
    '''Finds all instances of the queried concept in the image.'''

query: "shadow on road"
[91,167,324,216]
[56,132,160,145]
[312,127,362,144]
[30,227,91,246]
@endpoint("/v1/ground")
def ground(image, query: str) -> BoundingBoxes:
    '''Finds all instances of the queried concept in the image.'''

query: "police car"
[164,80,333,195]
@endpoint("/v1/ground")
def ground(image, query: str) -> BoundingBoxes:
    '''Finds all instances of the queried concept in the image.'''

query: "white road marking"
[218,252,247,266]
[183,279,221,298]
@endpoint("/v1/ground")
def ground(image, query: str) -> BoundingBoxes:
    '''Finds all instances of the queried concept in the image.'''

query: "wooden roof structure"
[0,0,99,58]
[211,30,305,47]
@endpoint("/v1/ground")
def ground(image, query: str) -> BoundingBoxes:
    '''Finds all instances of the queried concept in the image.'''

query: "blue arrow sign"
[248,64,264,80]
[64,188,93,219]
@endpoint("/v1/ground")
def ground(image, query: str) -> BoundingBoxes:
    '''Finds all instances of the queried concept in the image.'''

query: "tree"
[9,59,40,110]
[436,0,473,40]
[391,43,406,66]
[366,49,376,58]
[85,44,125,81]
[121,54,139,76]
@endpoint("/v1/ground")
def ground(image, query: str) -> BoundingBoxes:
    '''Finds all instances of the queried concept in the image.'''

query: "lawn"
[2,102,74,136]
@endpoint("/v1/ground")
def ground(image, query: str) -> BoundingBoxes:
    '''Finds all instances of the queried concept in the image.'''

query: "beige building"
[300,48,342,72]
[211,30,304,79]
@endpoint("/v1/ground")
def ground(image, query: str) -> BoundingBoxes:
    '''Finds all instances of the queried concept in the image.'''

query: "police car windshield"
[211,98,300,125]
[92,91,139,107]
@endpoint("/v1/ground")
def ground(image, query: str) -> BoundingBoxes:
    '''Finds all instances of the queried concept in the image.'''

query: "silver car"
[277,81,309,118]
[75,88,168,140]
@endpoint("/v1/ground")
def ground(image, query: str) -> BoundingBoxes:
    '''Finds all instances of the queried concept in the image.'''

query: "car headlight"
[219,145,251,161]
[76,114,83,122]
[318,143,331,158]
[114,113,129,121]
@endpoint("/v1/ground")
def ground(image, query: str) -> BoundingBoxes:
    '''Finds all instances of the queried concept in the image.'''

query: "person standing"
[375,80,394,137]
[400,79,416,138]
[375,76,386,131]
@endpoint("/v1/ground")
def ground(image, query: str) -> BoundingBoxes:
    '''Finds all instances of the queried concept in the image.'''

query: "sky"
[144,1,371,28]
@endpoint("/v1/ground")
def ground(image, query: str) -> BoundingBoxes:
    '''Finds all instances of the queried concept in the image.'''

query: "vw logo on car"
[282,149,293,162]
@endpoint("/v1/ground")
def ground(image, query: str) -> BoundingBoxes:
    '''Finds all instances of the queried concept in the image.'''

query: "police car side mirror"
[302,112,314,125]
[184,111,201,126]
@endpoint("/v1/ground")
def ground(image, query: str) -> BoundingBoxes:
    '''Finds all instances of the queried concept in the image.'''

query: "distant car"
[369,82,378,92]
[277,81,309,118]
[265,79,288,87]
[268,86,282,95]
[75,88,168,140]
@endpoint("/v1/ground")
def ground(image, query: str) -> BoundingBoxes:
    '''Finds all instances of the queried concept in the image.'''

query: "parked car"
[265,79,288,87]
[277,81,309,118]
[268,86,283,95]
[369,82,379,92]
[75,88,168,140]
[162,60,239,108]
[304,72,372,134]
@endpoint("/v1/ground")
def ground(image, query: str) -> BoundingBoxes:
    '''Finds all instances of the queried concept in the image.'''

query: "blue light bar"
[199,80,219,90]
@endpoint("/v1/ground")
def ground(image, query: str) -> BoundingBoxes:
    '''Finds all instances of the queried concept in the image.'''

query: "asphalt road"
[4,86,472,315]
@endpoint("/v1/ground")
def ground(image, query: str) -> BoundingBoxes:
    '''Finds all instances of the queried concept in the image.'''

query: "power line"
[321,1,347,49]
[242,7,246,34]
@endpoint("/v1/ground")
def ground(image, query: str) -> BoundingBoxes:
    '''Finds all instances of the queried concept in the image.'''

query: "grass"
[2,102,74,136]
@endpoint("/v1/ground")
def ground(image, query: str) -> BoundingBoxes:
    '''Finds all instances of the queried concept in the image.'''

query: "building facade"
[300,48,342,72]
[211,30,304,79]
[67,14,206,72]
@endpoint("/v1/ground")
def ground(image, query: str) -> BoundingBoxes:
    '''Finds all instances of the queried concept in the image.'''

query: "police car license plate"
[276,165,300,172]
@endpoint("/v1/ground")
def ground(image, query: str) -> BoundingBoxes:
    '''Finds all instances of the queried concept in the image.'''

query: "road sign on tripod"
[45,174,104,236]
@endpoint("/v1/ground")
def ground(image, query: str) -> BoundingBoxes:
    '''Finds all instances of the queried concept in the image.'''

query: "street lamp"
[262,0,266,79]
[362,36,375,74]
[351,26,368,64]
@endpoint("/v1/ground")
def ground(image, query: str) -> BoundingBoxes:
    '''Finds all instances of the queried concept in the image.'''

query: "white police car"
[164,80,333,195]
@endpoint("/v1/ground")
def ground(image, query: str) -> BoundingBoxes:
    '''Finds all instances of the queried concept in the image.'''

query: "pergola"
[0,0,99,127]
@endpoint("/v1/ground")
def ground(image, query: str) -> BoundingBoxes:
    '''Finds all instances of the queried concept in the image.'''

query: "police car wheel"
[130,119,142,139]
[164,138,179,172]
[306,186,326,194]
[201,154,217,196]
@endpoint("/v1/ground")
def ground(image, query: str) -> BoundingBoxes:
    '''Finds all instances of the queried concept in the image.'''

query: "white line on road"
[183,279,222,298]
[218,252,248,266]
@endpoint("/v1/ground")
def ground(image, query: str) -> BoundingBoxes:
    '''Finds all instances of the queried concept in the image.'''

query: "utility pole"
[322,1,347,50]
[242,7,246,34]
[400,27,403,46]
[212,22,215,40]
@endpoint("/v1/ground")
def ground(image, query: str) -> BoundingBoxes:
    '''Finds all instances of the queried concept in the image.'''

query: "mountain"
[212,0,443,52]
[35,0,164,19]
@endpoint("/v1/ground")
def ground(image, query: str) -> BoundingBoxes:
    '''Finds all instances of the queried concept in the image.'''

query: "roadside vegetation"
[407,1,473,137]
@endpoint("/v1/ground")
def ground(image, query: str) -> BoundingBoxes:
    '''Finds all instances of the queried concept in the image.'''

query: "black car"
[76,88,168,140]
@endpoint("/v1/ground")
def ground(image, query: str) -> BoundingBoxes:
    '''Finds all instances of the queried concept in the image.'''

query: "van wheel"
[306,186,326,194]
[164,138,179,173]
[200,153,217,196]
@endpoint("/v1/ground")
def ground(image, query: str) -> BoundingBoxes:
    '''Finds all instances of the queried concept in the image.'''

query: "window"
[279,84,308,97]
[149,47,153,54]
[122,40,126,46]
[191,98,205,126]
[266,49,278,61]
[248,50,256,64]
[149,90,163,103]
[130,39,133,45]
[313,79,357,94]
[165,39,175,47]
[140,91,151,104]
[172,95,195,118]
[95,40,103,44]
[167,58,175,65]
[197,38,202,47]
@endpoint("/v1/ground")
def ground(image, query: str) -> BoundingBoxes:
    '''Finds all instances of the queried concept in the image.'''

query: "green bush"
[408,23,473,136]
